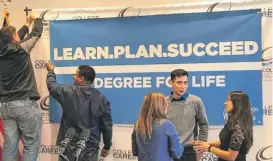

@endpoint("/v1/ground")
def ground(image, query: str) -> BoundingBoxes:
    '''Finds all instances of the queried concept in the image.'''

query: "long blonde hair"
[135,92,169,138]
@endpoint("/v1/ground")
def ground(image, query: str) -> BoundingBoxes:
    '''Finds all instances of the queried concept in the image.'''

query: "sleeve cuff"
[48,69,55,72]
[34,18,43,22]
[198,138,207,141]
[103,146,110,150]
[22,25,29,31]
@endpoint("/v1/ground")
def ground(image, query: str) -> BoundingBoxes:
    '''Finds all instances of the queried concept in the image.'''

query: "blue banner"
[50,9,262,125]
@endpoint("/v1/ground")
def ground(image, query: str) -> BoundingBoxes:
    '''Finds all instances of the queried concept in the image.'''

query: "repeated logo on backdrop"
[200,152,218,161]
[39,144,60,155]
[34,60,50,69]
[40,10,60,22]
[262,47,272,81]
[40,95,50,123]
[256,145,272,161]
[118,7,141,17]
[263,105,272,116]
[207,2,232,12]
[112,149,137,160]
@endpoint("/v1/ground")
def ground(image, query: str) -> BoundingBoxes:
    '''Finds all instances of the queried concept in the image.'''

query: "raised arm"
[19,14,43,54]
[46,62,72,104]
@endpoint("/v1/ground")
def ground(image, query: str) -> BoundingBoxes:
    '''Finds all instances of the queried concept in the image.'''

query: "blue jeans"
[0,99,42,161]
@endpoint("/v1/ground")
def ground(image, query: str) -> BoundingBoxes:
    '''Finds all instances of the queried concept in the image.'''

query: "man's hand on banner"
[46,62,55,71]
[25,13,36,27]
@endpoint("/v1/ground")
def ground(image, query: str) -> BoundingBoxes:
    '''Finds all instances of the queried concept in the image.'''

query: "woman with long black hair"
[193,91,253,161]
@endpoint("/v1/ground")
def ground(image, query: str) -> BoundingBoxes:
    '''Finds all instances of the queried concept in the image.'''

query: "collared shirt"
[169,92,189,102]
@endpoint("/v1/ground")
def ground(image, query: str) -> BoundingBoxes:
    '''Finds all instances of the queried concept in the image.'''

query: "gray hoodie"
[0,18,43,102]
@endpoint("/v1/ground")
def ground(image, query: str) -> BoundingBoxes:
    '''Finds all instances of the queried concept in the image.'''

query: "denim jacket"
[131,119,183,161]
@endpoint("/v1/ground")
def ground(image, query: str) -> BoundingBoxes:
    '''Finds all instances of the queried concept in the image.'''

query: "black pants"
[175,146,196,161]
[58,144,99,161]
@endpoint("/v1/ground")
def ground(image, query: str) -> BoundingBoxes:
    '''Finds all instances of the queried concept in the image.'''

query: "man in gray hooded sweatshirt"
[0,14,43,161]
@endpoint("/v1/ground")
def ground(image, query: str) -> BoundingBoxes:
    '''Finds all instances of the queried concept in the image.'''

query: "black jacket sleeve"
[19,18,43,54]
[99,97,113,149]
[17,25,29,40]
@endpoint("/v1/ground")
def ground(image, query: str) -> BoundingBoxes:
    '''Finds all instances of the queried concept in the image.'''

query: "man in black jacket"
[46,62,113,161]
[0,14,43,161]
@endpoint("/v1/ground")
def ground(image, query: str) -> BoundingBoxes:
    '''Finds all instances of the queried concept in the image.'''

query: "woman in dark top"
[193,91,253,161]
[131,92,183,161]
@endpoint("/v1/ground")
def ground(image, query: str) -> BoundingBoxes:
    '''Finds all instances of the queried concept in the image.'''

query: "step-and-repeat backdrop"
[2,1,271,161]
